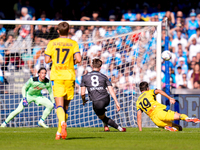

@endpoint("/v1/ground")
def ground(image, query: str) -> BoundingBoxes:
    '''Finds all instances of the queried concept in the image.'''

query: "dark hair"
[38,67,47,74]
[139,81,149,92]
[196,27,200,31]
[177,66,182,69]
[92,58,102,68]
[178,43,182,46]
[58,22,69,36]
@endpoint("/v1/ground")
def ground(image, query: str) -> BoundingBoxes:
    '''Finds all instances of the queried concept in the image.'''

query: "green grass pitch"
[1,127,200,150]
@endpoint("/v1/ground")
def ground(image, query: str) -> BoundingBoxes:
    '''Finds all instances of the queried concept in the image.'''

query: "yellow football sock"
[180,114,188,120]
[57,113,68,133]
[56,107,65,124]
[57,120,61,133]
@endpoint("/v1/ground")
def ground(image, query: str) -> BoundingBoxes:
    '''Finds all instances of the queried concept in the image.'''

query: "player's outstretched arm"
[137,110,142,131]
[81,86,88,105]
[154,89,175,104]
[107,86,120,112]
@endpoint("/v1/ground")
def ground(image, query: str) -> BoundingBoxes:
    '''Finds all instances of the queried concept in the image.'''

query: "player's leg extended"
[52,80,67,139]
[1,100,24,127]
[174,112,200,123]
[93,98,125,132]
[153,110,178,132]
[36,96,54,128]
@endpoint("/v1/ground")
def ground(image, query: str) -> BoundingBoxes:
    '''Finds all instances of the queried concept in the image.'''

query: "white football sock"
[118,126,123,131]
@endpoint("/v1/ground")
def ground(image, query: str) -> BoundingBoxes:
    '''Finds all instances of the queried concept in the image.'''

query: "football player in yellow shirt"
[45,22,81,139]
[137,81,200,132]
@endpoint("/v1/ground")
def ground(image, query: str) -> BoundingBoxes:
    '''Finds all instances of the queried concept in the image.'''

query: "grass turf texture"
[0,128,200,150]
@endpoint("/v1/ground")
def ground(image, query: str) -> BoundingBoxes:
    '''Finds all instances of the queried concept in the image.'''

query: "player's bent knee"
[98,114,105,120]
[44,102,54,109]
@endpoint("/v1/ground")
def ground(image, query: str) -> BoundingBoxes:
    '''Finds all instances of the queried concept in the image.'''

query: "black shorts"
[92,96,110,116]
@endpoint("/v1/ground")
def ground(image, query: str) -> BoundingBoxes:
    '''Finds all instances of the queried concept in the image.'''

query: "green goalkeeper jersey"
[22,77,55,103]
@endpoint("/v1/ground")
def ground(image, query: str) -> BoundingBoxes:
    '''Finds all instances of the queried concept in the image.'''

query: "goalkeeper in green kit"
[1,67,55,128]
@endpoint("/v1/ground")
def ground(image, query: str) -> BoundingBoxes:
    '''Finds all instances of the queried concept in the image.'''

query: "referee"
[80,58,126,132]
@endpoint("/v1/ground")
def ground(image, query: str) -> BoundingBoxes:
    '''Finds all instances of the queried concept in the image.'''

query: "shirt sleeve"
[45,41,53,56]
[80,76,85,87]
[22,78,32,97]
[73,42,80,54]
[136,102,142,112]
[106,76,112,86]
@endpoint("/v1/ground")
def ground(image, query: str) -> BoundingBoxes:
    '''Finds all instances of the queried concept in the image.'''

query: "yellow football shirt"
[136,89,166,117]
[45,37,80,80]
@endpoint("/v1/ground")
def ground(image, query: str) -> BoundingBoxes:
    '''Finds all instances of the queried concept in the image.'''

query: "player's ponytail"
[38,67,47,74]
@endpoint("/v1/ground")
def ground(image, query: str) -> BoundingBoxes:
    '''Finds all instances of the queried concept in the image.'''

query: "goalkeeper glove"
[23,97,28,107]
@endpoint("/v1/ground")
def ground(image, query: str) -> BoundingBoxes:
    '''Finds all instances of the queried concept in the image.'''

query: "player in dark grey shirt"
[81,58,126,132]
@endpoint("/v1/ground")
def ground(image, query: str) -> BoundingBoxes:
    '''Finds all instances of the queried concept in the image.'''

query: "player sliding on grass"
[80,58,126,132]
[137,81,200,132]
[1,67,55,128]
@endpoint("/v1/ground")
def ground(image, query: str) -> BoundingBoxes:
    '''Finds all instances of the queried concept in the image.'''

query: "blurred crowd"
[0,0,200,94]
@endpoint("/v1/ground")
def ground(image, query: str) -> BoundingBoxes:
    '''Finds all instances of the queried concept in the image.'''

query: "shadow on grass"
[66,137,103,140]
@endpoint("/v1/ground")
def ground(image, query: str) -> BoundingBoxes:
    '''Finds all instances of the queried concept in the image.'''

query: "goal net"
[0,21,161,128]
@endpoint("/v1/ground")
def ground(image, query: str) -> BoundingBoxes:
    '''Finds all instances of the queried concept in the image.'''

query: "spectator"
[141,4,151,21]
[34,51,50,77]
[122,9,136,22]
[116,18,132,35]
[13,0,22,19]
[0,37,5,58]
[162,67,176,90]
[0,24,6,39]
[109,15,116,21]
[106,46,121,66]
[13,7,33,55]
[33,42,46,66]
[87,40,102,59]
[175,57,188,75]
[4,35,24,71]
[175,43,187,65]
[190,63,200,89]
[37,13,51,21]
[119,68,135,92]
[74,26,85,42]
[188,38,200,62]
[36,25,50,44]
[171,30,187,53]
[165,10,175,27]
[104,26,117,37]
[134,13,145,21]
[193,81,200,89]
[175,66,184,88]
[24,0,35,18]
[186,12,199,38]
[188,27,200,44]
[179,73,188,89]
[107,63,119,79]
[111,75,119,92]
[80,11,102,21]
[188,61,195,80]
